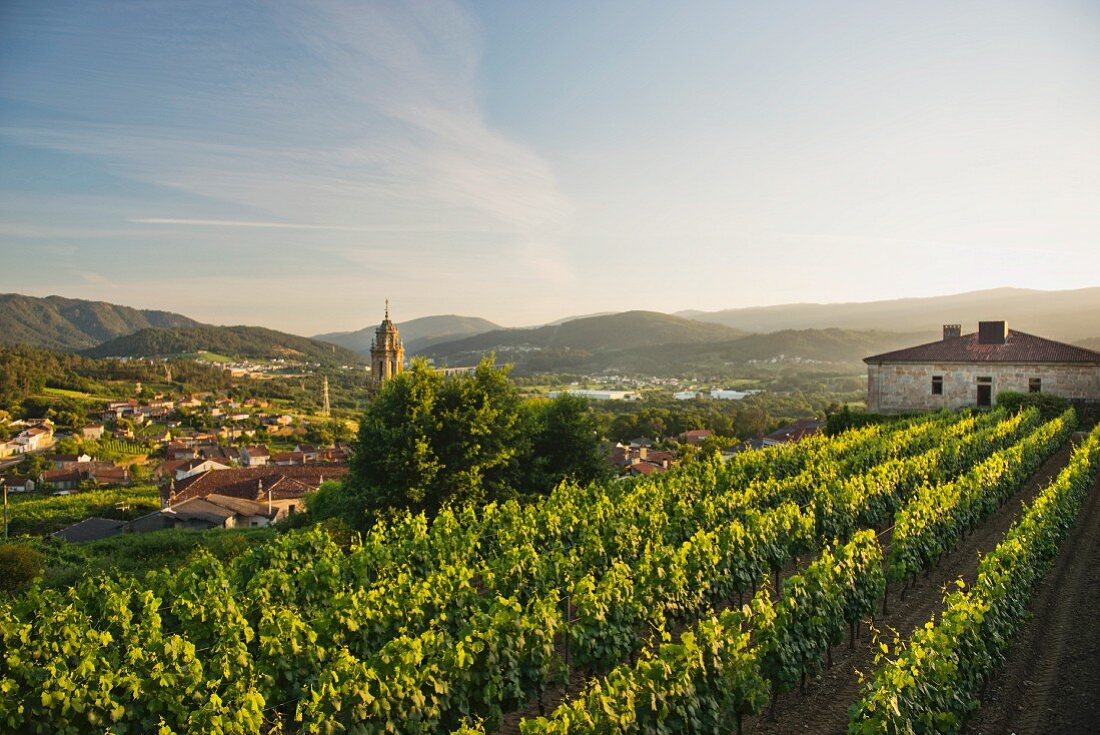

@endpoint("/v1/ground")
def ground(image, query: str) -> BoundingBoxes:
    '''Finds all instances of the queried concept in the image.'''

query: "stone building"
[864,321,1100,414]
[368,300,405,397]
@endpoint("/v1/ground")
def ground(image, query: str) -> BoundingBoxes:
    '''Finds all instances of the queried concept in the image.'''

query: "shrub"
[0,543,44,594]
[997,390,1070,420]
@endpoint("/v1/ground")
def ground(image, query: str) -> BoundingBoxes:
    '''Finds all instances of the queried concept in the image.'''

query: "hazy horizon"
[3,1,1099,333]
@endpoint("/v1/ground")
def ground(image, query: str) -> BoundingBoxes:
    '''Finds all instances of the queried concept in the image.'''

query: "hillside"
[423,311,747,368]
[83,326,364,367]
[0,293,200,351]
[315,314,501,355]
[582,328,935,375]
[680,287,1100,342]
[490,327,929,376]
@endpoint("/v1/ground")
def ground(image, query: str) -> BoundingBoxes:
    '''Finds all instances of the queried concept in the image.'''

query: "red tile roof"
[865,330,1100,365]
[163,464,348,504]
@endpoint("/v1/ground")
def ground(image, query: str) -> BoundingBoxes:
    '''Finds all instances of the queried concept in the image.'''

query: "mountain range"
[679,287,1100,342]
[3,288,1098,375]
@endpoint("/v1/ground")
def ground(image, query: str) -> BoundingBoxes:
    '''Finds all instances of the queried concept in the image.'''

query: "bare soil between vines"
[965,443,1100,735]
[741,439,1077,735]
[495,436,1083,735]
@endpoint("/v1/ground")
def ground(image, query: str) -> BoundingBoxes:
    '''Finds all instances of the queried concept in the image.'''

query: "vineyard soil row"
[965,443,1100,735]
[736,437,1080,735]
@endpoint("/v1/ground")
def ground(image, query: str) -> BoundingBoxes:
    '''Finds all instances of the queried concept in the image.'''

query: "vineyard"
[4,485,160,536]
[1,408,1097,735]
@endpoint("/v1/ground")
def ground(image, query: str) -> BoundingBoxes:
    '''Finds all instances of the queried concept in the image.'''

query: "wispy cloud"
[3,0,571,244]
[129,217,490,232]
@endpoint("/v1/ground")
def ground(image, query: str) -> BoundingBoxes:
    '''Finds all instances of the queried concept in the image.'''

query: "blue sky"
[2,0,1099,334]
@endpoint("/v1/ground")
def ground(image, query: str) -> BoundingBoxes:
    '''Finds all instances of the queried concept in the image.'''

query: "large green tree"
[326,357,610,525]
[525,393,611,494]
[343,357,525,518]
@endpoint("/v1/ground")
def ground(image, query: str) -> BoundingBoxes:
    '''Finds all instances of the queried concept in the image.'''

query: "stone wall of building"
[866,362,1100,414]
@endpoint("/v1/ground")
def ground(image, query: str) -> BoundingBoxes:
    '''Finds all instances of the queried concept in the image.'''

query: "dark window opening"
[932,376,943,395]
[288,504,297,515]
[977,377,992,408]
[1029,378,1042,394]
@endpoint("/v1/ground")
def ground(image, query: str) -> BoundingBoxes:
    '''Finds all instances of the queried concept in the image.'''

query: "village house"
[678,429,713,446]
[51,453,93,470]
[171,458,231,481]
[240,445,271,467]
[165,441,197,461]
[13,426,52,453]
[608,443,675,475]
[40,462,130,490]
[155,464,350,525]
[864,322,1100,414]
[80,424,105,440]
[1,476,35,493]
[162,494,276,530]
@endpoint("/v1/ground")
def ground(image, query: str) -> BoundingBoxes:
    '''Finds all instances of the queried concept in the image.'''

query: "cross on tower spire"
[385,299,390,320]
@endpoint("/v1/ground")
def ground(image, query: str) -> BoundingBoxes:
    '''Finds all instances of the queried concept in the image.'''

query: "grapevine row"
[0,409,1043,734]
[849,421,1100,733]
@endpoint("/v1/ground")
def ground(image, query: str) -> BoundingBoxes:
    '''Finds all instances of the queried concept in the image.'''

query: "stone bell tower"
[368,300,405,397]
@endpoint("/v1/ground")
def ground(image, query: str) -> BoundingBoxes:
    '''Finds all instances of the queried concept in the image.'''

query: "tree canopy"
[319,357,609,526]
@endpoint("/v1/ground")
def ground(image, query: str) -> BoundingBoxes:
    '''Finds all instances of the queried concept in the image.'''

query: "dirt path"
[742,440,1077,735]
[965,452,1100,735]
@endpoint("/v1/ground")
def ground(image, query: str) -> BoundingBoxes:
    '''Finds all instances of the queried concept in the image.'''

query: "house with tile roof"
[864,321,1100,414]
[159,464,349,523]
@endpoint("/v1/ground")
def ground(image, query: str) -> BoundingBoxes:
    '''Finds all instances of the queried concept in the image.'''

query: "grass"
[41,386,92,398]
[186,351,235,363]
[6,485,161,536]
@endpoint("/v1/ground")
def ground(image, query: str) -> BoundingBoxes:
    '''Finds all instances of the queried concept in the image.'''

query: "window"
[976,377,992,408]
[931,376,943,395]
[1029,378,1042,394]
[288,504,297,515]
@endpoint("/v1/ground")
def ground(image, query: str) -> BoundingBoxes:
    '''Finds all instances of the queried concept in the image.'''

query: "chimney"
[977,321,1008,345]
[943,324,961,340]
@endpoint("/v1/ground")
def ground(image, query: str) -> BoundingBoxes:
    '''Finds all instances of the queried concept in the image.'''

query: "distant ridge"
[423,310,747,367]
[678,287,1100,342]
[314,314,501,355]
[83,325,364,367]
[0,293,200,351]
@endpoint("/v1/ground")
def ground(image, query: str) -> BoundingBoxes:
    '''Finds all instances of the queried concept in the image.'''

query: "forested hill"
[0,293,200,351]
[82,326,365,367]
[587,328,936,375]
[428,320,931,376]
[423,311,747,364]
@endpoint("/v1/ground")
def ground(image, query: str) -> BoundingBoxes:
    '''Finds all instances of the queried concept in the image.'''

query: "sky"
[2,0,1099,335]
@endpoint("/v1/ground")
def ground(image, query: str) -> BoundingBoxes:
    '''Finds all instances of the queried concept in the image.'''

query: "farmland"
[1,408,1097,734]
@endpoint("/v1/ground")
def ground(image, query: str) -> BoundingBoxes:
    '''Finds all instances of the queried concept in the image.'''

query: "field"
[1,408,1098,734]
[41,386,94,398]
[188,350,235,363]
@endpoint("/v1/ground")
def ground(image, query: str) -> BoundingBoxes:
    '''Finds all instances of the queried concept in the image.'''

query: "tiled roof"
[164,464,349,504]
[764,419,824,444]
[864,330,1100,365]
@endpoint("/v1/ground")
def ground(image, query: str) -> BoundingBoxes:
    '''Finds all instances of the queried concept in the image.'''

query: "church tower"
[368,300,405,397]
